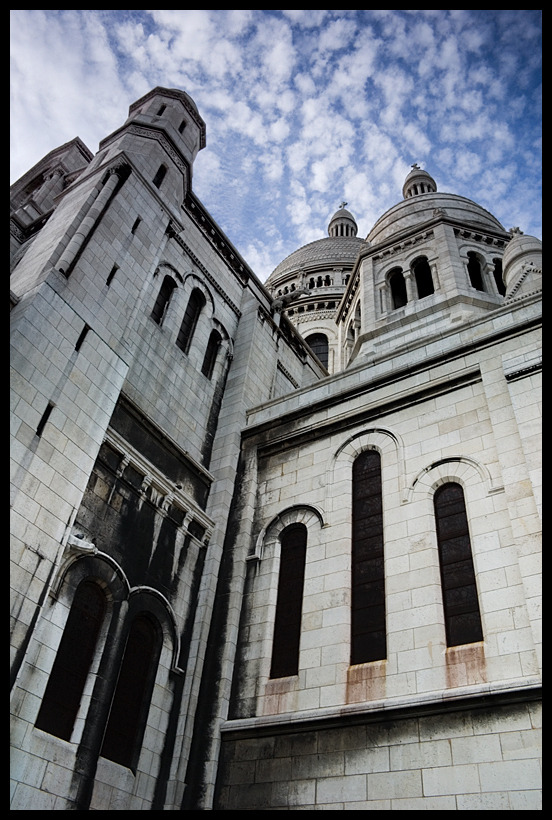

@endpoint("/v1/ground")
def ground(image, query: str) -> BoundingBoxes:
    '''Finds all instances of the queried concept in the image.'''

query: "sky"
[10,10,542,283]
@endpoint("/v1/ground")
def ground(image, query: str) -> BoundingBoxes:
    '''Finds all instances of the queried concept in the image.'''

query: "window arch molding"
[182,273,215,319]
[327,428,405,515]
[405,455,502,505]
[52,551,130,605]
[250,504,325,563]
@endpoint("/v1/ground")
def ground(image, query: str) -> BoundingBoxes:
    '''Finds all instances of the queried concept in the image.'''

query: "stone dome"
[267,206,365,286]
[366,166,506,246]
[269,235,365,281]
[367,192,506,246]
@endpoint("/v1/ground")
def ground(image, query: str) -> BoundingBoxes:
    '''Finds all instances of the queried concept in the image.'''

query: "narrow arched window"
[201,329,222,378]
[467,252,485,291]
[270,524,307,678]
[152,164,167,189]
[176,288,206,354]
[151,275,176,325]
[100,613,162,772]
[434,483,483,647]
[493,257,506,296]
[389,268,407,309]
[35,580,107,741]
[351,450,386,664]
[412,256,434,298]
[305,333,329,369]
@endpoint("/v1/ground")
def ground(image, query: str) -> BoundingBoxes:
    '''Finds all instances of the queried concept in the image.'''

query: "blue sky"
[10,10,542,282]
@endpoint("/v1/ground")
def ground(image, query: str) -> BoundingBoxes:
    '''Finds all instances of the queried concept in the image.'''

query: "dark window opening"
[75,324,90,352]
[156,105,166,116]
[412,257,435,298]
[305,333,329,369]
[178,120,186,134]
[100,613,161,771]
[35,580,107,741]
[201,329,222,378]
[493,257,506,296]
[434,482,483,647]
[152,164,167,189]
[176,288,206,354]
[351,449,386,664]
[36,403,54,437]
[467,252,485,291]
[131,217,141,234]
[106,265,118,286]
[389,269,407,309]
[151,275,177,326]
[270,524,307,678]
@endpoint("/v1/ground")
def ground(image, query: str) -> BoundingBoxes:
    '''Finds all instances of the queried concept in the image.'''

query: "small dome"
[502,229,542,270]
[328,205,358,238]
[267,207,365,285]
[402,164,437,199]
[502,229,542,298]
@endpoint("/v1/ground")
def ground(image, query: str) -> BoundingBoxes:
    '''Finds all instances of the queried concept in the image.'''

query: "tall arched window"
[467,252,485,291]
[201,329,222,378]
[270,524,307,678]
[412,256,435,298]
[100,612,162,772]
[434,482,483,647]
[176,288,206,354]
[151,275,176,325]
[305,333,329,369]
[35,580,107,741]
[389,268,407,309]
[351,450,386,664]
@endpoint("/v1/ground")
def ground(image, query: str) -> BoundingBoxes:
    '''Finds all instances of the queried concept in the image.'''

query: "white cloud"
[10,9,542,281]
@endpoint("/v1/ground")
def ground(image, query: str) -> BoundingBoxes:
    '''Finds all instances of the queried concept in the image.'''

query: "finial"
[411,163,420,170]
[339,201,348,209]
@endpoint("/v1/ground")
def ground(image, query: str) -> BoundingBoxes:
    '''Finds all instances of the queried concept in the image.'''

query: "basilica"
[10,87,541,810]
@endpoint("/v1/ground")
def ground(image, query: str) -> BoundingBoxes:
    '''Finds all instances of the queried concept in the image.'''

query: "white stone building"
[10,87,541,810]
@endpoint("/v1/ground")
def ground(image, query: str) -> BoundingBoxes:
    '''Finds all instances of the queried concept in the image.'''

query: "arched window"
[151,275,176,325]
[270,524,307,678]
[201,329,222,378]
[152,164,167,189]
[434,483,483,647]
[176,288,206,354]
[100,613,162,772]
[412,256,435,298]
[493,257,506,296]
[467,252,485,291]
[389,268,407,309]
[35,580,107,741]
[351,450,386,664]
[305,333,329,369]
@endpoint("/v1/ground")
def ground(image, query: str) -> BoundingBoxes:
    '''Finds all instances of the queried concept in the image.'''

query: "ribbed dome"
[268,235,365,281]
